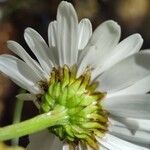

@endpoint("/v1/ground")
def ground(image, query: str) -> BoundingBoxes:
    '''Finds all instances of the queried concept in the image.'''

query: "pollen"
[40,65,108,150]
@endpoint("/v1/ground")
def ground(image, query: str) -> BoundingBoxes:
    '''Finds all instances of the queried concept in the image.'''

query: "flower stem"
[0,106,68,141]
[11,89,25,146]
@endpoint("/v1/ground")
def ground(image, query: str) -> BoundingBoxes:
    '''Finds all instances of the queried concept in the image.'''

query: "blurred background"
[0,0,150,148]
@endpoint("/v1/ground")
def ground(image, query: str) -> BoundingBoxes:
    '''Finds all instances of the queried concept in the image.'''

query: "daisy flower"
[0,1,150,150]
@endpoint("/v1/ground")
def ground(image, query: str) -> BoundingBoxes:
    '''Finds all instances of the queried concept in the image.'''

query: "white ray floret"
[0,1,150,150]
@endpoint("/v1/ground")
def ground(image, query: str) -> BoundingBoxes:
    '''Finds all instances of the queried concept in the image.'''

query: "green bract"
[40,65,108,149]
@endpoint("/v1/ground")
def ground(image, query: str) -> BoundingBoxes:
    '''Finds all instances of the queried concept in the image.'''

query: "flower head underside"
[0,1,150,150]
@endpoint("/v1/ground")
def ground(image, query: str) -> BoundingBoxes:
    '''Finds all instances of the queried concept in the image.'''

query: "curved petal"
[103,95,150,119]
[0,54,42,94]
[48,21,57,47]
[78,18,92,50]
[56,1,78,66]
[109,75,150,97]
[109,124,150,144]
[7,40,48,80]
[92,34,143,78]
[77,20,121,77]
[24,27,54,74]
[48,21,59,65]
[109,116,139,132]
[16,93,40,108]
[12,78,41,94]
[136,119,150,131]
[97,134,149,150]
[97,51,150,93]
[27,130,62,150]
[16,93,37,101]
[109,118,150,147]
[126,119,150,131]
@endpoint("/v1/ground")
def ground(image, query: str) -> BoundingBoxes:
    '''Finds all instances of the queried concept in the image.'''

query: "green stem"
[12,98,24,124]
[11,90,25,145]
[0,106,68,141]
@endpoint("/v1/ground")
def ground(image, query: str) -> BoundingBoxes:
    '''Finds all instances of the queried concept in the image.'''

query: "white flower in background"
[0,1,150,150]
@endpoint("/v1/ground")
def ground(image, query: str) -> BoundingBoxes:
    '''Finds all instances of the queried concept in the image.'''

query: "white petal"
[16,93,37,101]
[47,136,63,150]
[109,124,150,144]
[48,21,59,65]
[110,117,150,133]
[63,143,70,150]
[125,119,150,131]
[78,18,92,50]
[56,1,78,66]
[48,21,57,47]
[93,34,143,78]
[103,95,150,119]
[24,27,54,74]
[98,146,109,150]
[109,75,150,97]
[11,78,41,94]
[77,20,121,77]
[109,118,150,147]
[0,54,42,94]
[97,51,150,93]
[27,130,62,150]
[136,119,150,131]
[87,144,108,150]
[7,40,48,80]
[97,134,149,150]
[109,116,139,132]
[16,93,40,108]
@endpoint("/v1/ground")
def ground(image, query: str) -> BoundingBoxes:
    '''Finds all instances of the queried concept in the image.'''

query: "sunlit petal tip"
[80,18,92,26]
[6,40,15,46]
[134,33,143,42]
[103,20,121,35]
[24,27,33,33]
